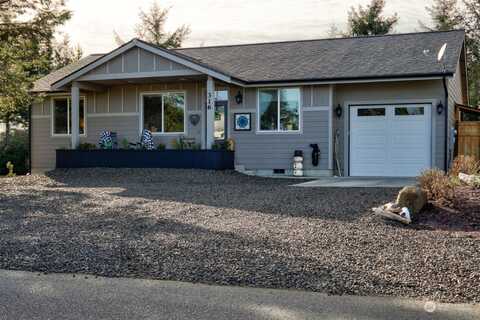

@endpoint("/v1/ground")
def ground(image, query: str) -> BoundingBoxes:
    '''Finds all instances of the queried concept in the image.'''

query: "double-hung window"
[142,92,185,134]
[52,97,85,135]
[258,88,300,132]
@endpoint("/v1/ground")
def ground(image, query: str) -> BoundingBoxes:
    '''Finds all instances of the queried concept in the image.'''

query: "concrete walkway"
[0,270,478,320]
[294,177,416,188]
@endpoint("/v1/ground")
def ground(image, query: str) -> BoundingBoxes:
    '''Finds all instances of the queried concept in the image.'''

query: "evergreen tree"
[462,0,480,106]
[52,34,83,70]
[0,0,71,147]
[346,0,398,36]
[135,1,190,48]
[421,0,461,31]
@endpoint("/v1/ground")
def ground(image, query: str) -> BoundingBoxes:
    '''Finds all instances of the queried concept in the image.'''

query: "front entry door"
[214,91,228,141]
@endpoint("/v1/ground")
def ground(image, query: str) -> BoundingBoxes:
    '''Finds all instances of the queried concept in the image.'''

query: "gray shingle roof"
[33,30,465,92]
[32,54,103,92]
[176,30,465,83]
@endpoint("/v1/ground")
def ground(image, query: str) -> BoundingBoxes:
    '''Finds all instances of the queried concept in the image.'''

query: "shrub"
[418,169,455,204]
[0,131,28,175]
[171,138,182,150]
[157,143,166,151]
[78,143,96,150]
[120,138,130,150]
[449,155,480,177]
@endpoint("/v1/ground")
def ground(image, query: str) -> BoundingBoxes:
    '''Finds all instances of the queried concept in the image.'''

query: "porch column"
[206,76,215,149]
[71,82,80,149]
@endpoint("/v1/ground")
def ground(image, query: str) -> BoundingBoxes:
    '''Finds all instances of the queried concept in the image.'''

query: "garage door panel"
[349,104,431,177]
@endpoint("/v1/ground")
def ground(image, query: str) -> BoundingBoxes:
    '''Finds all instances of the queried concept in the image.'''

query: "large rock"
[396,186,427,214]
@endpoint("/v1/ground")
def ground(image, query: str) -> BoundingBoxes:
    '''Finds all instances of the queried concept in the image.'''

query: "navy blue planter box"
[56,149,235,170]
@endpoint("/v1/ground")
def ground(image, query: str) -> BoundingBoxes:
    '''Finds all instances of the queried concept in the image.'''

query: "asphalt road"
[0,269,478,320]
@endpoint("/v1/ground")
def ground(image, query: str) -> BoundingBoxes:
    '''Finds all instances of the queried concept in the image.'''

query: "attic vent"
[273,169,286,174]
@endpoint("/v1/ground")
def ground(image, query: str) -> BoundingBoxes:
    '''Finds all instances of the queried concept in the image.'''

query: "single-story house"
[31,30,468,177]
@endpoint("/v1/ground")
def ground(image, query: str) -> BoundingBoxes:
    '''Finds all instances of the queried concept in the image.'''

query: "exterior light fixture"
[436,102,444,115]
[335,104,343,118]
[235,91,243,104]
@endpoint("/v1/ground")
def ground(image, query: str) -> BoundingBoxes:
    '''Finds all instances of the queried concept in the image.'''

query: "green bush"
[0,131,29,175]
[157,143,166,151]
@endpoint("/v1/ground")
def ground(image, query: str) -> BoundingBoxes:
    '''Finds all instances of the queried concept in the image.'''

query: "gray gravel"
[0,168,479,303]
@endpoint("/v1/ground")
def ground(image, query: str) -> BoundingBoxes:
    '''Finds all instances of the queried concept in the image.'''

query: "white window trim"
[51,96,87,137]
[256,87,302,134]
[139,91,187,136]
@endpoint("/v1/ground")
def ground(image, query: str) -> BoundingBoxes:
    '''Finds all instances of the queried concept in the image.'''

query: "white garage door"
[349,104,432,177]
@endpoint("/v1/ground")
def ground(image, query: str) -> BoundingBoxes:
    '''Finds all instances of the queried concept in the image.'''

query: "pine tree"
[0,0,71,147]
[52,35,83,70]
[462,0,480,106]
[134,2,190,48]
[346,0,398,36]
[422,0,461,31]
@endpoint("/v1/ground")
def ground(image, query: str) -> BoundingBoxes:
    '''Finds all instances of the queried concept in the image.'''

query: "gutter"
[442,76,449,171]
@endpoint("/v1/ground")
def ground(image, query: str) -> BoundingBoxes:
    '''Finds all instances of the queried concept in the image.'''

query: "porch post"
[206,76,215,149]
[71,82,80,149]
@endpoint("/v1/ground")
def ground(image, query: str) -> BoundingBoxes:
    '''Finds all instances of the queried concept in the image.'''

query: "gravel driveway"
[0,169,479,303]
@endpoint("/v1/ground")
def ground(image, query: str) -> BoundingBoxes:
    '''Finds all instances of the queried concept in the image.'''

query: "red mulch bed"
[414,186,480,233]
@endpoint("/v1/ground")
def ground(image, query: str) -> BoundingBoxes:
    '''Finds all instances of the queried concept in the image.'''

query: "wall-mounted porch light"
[235,91,243,104]
[335,104,343,118]
[436,102,444,115]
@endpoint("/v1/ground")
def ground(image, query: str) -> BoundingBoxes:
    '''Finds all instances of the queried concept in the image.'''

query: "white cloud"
[61,0,434,54]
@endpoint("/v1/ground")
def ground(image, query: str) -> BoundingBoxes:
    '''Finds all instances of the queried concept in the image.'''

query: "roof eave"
[243,73,454,87]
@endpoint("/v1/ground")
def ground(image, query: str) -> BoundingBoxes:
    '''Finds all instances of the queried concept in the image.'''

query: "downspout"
[442,76,449,171]
[28,103,32,174]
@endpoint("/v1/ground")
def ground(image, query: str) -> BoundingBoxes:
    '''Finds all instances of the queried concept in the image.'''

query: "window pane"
[357,108,385,116]
[164,93,185,133]
[259,90,278,130]
[143,95,162,133]
[280,88,300,131]
[68,99,85,135]
[54,98,68,134]
[395,107,424,116]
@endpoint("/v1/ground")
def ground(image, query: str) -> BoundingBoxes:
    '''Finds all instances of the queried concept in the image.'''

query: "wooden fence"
[457,122,480,160]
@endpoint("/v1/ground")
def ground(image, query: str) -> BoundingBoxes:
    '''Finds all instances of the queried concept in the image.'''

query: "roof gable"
[50,39,235,90]
[80,47,197,79]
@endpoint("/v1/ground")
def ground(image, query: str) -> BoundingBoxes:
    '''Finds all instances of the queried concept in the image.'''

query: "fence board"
[457,122,480,160]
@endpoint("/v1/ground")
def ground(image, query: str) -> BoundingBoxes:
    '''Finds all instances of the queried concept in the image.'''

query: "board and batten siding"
[333,80,446,175]
[31,81,206,170]
[229,86,332,174]
[82,47,197,77]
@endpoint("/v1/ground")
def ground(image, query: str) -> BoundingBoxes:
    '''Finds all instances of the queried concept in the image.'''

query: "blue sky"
[61,0,437,54]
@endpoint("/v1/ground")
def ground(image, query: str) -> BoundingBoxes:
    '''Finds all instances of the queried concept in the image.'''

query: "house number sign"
[207,92,214,110]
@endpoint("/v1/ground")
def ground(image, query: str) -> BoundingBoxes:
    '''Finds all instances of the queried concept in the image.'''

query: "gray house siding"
[31,81,206,170]
[82,47,196,77]
[447,60,466,165]
[333,80,446,175]
[229,86,331,175]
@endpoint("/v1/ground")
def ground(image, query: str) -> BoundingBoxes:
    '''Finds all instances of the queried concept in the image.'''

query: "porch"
[51,39,241,153]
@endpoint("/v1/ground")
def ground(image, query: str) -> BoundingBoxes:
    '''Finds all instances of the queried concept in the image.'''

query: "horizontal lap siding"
[31,118,69,170]
[334,80,445,174]
[230,86,331,172]
[31,81,205,170]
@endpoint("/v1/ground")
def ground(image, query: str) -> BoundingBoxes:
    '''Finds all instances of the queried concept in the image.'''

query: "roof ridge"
[176,29,465,51]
